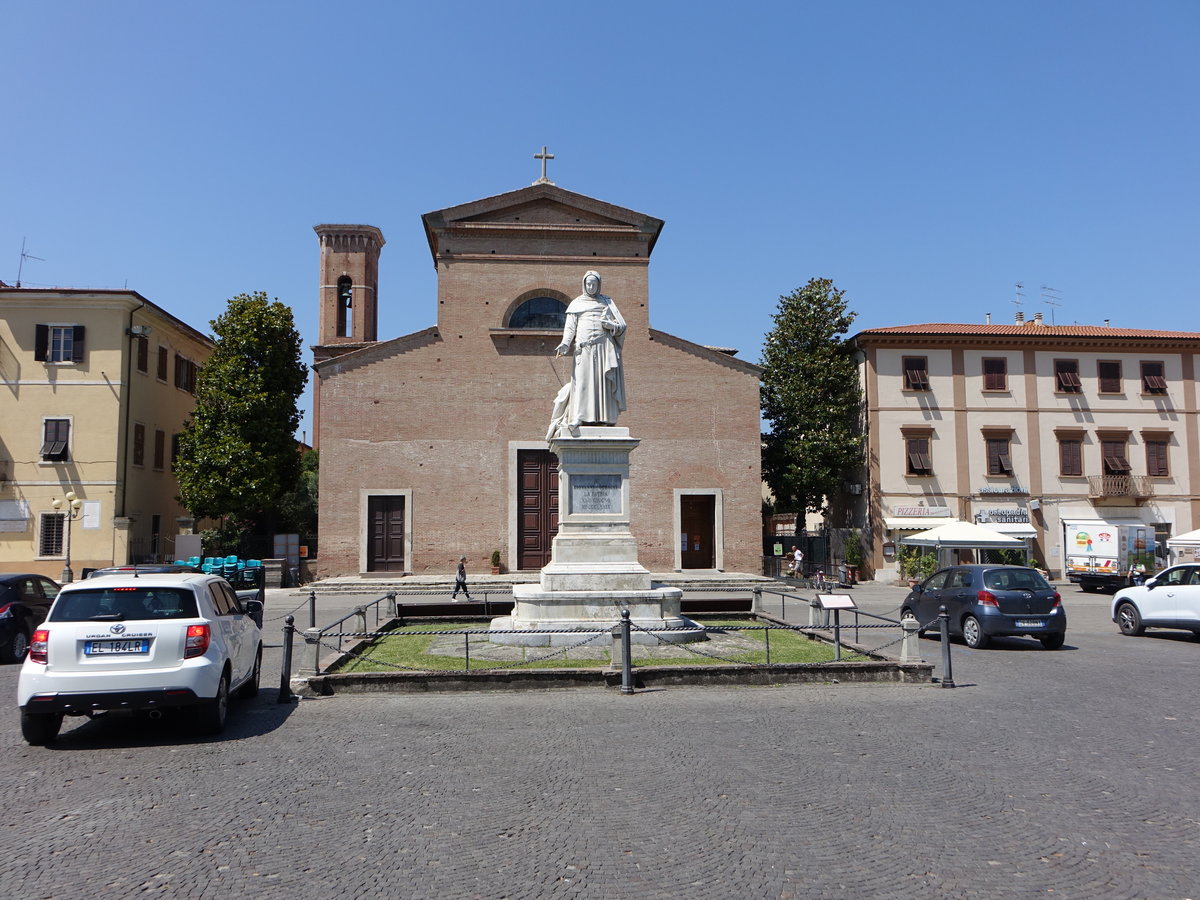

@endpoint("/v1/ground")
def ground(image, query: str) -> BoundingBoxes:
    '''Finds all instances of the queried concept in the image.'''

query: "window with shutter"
[986,437,1013,475]
[1101,440,1131,474]
[1097,361,1122,394]
[1141,361,1166,394]
[133,423,146,467]
[1055,360,1081,392]
[902,357,930,391]
[136,337,149,373]
[154,430,166,470]
[905,436,932,475]
[1145,440,1169,477]
[40,419,70,461]
[1058,438,1082,477]
[982,358,1007,391]
[157,345,169,381]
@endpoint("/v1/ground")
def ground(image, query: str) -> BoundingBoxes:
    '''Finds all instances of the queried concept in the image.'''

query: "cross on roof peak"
[532,145,555,186]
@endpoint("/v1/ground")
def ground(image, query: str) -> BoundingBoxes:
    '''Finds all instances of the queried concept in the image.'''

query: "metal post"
[279,615,295,703]
[464,631,470,672]
[938,604,956,688]
[308,590,317,630]
[301,627,321,676]
[752,586,762,615]
[764,625,771,664]
[620,609,633,695]
[833,609,843,661]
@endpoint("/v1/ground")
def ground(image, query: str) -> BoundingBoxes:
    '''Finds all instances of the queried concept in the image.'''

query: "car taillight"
[1051,592,1061,607]
[977,590,1000,608]
[30,629,49,664]
[185,624,210,659]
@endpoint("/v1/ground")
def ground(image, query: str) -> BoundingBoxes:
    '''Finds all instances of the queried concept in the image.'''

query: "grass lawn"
[332,617,871,674]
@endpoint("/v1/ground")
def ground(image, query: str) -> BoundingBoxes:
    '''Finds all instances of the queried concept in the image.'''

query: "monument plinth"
[490,428,701,647]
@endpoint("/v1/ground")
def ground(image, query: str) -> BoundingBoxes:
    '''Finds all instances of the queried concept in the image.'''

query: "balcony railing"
[1087,475,1153,499]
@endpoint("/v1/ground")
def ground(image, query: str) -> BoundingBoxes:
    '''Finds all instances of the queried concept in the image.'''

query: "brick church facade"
[312,181,762,577]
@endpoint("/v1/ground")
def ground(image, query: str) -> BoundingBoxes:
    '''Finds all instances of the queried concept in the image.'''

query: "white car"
[1111,564,1200,639]
[18,572,263,745]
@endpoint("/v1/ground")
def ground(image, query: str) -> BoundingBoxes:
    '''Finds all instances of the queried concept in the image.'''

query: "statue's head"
[583,271,601,296]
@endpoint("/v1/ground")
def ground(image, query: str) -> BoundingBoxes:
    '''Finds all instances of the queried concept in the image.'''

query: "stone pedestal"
[491,426,702,646]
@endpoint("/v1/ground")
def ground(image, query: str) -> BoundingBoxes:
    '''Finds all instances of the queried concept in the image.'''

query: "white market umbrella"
[900,520,1024,549]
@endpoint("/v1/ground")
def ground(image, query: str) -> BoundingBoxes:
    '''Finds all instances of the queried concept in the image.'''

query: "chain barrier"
[266,596,311,623]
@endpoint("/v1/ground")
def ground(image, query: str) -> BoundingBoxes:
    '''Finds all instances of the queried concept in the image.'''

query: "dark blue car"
[901,564,1066,650]
[0,574,60,663]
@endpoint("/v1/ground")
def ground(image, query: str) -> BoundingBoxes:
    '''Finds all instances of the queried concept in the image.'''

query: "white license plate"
[84,639,150,655]
[1015,620,1043,629]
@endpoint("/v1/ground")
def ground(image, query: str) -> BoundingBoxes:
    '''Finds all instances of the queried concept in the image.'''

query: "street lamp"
[51,491,83,583]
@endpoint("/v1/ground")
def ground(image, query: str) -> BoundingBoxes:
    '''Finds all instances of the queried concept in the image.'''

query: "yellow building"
[0,288,213,579]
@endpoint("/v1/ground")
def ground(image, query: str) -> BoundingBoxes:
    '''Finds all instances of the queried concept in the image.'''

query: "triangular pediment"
[422,183,663,261]
[459,197,627,227]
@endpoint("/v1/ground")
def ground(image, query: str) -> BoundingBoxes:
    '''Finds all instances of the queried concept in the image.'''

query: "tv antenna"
[16,238,44,287]
[1012,282,1025,312]
[1040,285,1062,324]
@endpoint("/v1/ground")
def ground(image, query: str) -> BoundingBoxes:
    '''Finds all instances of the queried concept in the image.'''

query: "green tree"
[761,278,863,519]
[176,292,309,534]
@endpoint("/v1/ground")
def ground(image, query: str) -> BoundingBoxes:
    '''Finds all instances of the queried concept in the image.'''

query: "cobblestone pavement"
[2,582,1198,898]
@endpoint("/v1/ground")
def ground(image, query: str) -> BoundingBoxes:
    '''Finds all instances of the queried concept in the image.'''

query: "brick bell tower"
[311,224,385,448]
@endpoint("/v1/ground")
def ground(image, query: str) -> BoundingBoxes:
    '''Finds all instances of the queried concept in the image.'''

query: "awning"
[982,522,1037,537]
[1167,528,1200,548]
[884,517,957,530]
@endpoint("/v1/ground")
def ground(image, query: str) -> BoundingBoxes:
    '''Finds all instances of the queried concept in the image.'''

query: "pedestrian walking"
[789,544,804,577]
[452,555,472,601]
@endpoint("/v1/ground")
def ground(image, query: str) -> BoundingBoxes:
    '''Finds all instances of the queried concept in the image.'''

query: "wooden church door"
[367,495,405,572]
[518,450,559,570]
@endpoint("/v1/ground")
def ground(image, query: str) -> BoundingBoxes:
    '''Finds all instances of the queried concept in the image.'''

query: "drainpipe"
[118,298,146,518]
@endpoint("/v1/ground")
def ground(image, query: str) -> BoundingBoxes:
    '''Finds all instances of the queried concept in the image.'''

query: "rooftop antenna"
[1012,282,1026,319]
[1040,285,1062,324]
[16,237,45,287]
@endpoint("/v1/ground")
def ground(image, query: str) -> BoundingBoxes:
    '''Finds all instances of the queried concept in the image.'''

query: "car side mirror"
[1144,577,1158,590]
[911,584,924,594]
[243,598,264,628]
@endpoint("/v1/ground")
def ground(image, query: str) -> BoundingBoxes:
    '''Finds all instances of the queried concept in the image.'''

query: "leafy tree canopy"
[176,292,309,532]
[761,278,863,519]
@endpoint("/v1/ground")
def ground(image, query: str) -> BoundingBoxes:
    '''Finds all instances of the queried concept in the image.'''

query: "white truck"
[1064,520,1155,593]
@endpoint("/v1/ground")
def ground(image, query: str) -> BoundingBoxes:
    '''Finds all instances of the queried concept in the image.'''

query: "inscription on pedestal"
[570,474,622,514]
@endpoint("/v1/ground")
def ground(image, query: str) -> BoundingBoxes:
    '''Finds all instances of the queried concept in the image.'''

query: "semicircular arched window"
[508,296,567,330]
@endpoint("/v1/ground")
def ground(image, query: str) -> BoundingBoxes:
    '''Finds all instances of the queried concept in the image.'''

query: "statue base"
[490,426,705,647]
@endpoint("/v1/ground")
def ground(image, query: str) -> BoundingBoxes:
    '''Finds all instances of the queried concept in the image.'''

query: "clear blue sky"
[4,2,1197,440]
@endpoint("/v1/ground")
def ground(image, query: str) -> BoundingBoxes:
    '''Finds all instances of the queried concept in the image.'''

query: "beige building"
[855,315,1200,580]
[0,288,213,579]
[313,181,763,577]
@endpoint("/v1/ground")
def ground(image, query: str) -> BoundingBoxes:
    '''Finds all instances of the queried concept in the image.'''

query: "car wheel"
[195,670,230,735]
[1039,633,1065,650]
[1081,583,1098,593]
[962,615,989,649]
[20,710,63,745]
[0,626,30,664]
[240,645,262,699]
[900,608,925,636]
[1116,602,1144,636]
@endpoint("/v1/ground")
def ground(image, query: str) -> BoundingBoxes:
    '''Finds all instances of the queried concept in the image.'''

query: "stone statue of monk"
[547,271,627,440]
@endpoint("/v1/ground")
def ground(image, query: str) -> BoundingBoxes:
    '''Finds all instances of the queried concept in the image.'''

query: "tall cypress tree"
[761,278,863,518]
[176,292,309,533]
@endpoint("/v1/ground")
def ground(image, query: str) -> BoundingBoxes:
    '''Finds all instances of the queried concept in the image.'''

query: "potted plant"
[490,550,502,575]
[843,529,864,584]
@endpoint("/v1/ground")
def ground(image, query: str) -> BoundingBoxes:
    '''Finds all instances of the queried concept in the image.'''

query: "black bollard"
[938,604,956,689]
[308,590,316,630]
[620,609,634,695]
[279,615,296,703]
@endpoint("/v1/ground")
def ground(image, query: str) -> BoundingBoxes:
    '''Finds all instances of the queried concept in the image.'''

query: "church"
[311,166,762,578]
